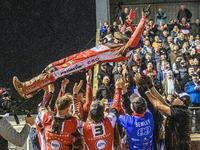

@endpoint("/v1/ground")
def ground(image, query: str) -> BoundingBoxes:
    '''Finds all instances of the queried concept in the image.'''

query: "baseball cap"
[101,63,106,66]
[177,93,191,108]
[192,72,199,76]
[130,93,147,114]
[89,101,105,123]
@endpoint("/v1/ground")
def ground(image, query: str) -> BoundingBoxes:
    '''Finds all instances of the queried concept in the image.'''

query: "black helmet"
[89,101,105,123]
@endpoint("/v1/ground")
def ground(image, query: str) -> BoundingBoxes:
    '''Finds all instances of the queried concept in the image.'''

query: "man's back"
[83,117,115,150]
[117,109,154,150]
[165,106,191,150]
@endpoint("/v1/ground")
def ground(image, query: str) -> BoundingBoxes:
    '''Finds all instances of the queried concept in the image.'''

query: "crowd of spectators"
[98,4,200,131]
[1,4,200,150]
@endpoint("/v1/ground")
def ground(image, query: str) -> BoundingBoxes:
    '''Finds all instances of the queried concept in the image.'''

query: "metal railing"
[189,107,200,134]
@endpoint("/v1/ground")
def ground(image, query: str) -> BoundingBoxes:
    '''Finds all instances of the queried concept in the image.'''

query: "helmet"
[89,101,105,123]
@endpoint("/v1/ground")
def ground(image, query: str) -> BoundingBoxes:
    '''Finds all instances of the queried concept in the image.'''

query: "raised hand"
[61,78,69,92]
[142,5,151,18]
[122,75,129,94]
[73,80,83,94]
[86,69,92,85]
[115,76,123,89]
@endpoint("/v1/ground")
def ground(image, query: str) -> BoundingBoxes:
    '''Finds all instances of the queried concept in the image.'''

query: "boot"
[13,72,56,99]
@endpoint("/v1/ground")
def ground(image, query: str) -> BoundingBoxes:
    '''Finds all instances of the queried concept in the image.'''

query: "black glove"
[144,76,153,89]
[142,5,151,18]
[140,84,150,93]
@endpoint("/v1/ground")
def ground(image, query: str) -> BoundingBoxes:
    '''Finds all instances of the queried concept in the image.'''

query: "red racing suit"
[77,88,122,150]
[23,17,147,97]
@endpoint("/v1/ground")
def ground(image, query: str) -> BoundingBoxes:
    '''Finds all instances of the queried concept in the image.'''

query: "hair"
[130,95,147,114]
[56,93,73,111]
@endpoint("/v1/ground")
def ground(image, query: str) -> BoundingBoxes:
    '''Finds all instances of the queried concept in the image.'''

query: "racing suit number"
[93,125,105,137]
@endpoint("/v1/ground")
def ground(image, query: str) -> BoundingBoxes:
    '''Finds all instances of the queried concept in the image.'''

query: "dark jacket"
[165,106,191,150]
[180,73,192,90]
[177,8,192,22]
[96,84,114,100]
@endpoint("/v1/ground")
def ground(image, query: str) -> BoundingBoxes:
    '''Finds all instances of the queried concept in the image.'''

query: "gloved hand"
[140,84,150,93]
[142,5,151,18]
[144,76,153,89]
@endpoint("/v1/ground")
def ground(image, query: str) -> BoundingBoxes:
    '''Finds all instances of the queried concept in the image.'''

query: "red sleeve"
[112,88,122,112]
[82,84,93,121]
[126,17,147,48]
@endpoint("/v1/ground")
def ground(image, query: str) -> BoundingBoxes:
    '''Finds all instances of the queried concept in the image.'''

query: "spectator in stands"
[135,47,144,60]
[163,36,173,52]
[127,53,141,72]
[129,62,139,77]
[119,7,129,24]
[176,32,187,49]
[169,45,180,67]
[162,70,182,97]
[142,62,157,76]
[157,60,171,83]
[100,21,109,37]
[148,19,157,41]
[181,66,195,89]
[113,64,123,83]
[193,57,200,74]
[168,19,179,32]
[96,76,114,100]
[141,39,154,55]
[173,58,188,81]
[160,30,168,44]
[196,44,200,54]
[141,52,156,71]
[152,45,161,71]
[157,24,165,38]
[111,21,119,33]
[152,35,160,48]
[170,25,179,40]
[104,32,114,43]
[179,17,191,36]
[196,34,200,41]
[156,8,167,25]
[188,35,195,50]
[181,42,190,59]
[177,4,192,22]
[185,73,200,132]
[97,63,113,87]
[191,18,200,36]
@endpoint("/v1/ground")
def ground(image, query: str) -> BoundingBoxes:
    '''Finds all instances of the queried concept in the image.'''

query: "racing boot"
[13,72,56,99]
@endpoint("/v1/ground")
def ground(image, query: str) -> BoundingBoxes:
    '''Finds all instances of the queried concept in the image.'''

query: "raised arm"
[119,5,151,56]
[145,90,171,116]
[73,80,83,117]
[137,76,171,116]
[83,69,93,121]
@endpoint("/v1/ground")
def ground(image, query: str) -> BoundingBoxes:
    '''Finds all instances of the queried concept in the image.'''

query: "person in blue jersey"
[117,91,154,150]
